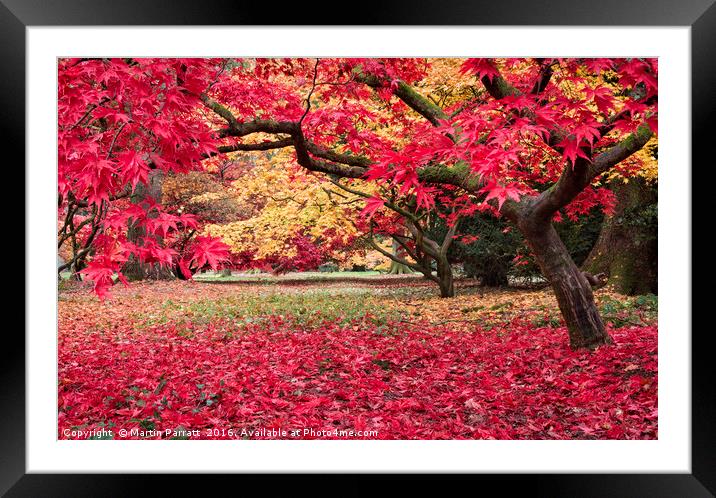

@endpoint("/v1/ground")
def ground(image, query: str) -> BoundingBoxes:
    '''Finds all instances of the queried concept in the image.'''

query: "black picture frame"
[7,0,713,495]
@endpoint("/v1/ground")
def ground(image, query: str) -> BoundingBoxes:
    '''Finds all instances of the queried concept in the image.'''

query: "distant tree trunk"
[481,270,509,287]
[582,178,657,295]
[388,261,414,274]
[123,220,146,281]
[387,238,413,274]
[464,254,509,287]
[220,268,232,277]
[123,170,175,281]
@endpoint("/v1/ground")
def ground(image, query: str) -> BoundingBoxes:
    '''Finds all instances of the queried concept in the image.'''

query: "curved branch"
[326,177,419,223]
[305,142,372,169]
[590,124,654,177]
[299,59,320,124]
[200,94,238,128]
[203,91,488,192]
[530,124,654,220]
[354,72,448,127]
[217,138,293,153]
[367,228,432,278]
[391,233,420,262]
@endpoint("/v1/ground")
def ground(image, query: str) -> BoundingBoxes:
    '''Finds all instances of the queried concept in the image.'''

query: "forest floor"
[58,276,658,440]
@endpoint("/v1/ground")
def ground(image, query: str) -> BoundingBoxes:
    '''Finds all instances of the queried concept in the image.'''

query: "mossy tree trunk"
[582,178,657,295]
[403,220,457,298]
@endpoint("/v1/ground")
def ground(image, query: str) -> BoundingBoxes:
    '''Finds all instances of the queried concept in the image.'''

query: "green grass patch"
[136,290,405,329]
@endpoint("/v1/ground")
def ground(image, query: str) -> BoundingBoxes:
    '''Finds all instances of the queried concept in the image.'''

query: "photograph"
[56,56,660,441]
[6,0,710,489]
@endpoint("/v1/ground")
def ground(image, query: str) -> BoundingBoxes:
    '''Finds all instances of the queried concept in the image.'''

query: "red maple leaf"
[361,196,385,217]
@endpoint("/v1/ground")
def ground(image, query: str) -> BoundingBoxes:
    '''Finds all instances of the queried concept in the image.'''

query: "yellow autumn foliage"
[203,150,388,268]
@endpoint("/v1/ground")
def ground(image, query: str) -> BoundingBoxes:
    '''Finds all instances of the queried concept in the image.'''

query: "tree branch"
[354,72,449,127]
[367,227,429,277]
[217,138,293,153]
[200,94,238,128]
[589,124,653,177]
[391,233,420,262]
[440,220,459,257]
[530,59,555,95]
[530,124,654,220]
[299,59,320,124]
[203,88,487,192]
[326,177,419,223]
[481,73,520,100]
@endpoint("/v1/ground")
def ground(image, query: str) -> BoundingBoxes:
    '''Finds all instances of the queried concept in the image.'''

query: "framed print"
[8,0,714,495]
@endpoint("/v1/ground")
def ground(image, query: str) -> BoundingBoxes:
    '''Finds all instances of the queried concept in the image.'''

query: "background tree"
[342,181,460,297]
[431,213,521,287]
[203,150,373,273]
[582,140,658,294]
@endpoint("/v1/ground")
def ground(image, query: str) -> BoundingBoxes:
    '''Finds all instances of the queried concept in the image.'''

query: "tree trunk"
[388,260,414,274]
[480,269,509,287]
[123,218,147,281]
[387,240,414,274]
[520,219,610,349]
[460,249,510,287]
[582,178,657,295]
[122,171,175,281]
[436,257,455,298]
